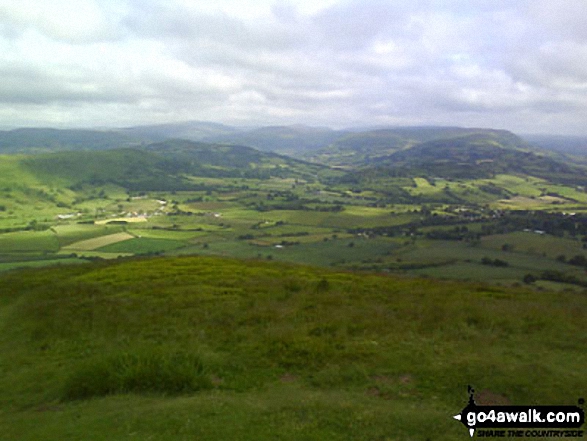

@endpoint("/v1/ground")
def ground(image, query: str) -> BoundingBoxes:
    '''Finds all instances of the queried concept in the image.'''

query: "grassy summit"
[0,255,585,440]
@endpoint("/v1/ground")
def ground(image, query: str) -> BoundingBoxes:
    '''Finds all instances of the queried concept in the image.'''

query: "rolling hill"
[0,128,142,153]
[304,127,532,166]
[143,139,328,180]
[1,125,587,440]
[205,125,347,156]
[16,140,333,192]
[121,121,239,142]
[374,133,586,184]
[307,129,587,187]
[2,124,584,172]
[522,134,587,157]
[1,255,585,440]
[21,148,191,191]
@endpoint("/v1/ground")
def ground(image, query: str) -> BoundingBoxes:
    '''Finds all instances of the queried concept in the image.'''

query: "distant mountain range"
[1,122,586,186]
[121,121,240,143]
[0,128,141,153]
[369,132,582,183]
[303,127,533,166]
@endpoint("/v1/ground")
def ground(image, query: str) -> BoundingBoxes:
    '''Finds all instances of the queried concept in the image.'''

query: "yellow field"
[62,232,135,251]
[95,217,148,225]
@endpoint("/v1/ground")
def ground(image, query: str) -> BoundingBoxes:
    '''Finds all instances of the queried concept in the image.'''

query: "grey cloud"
[527,0,587,42]
[0,0,586,134]
[124,3,298,52]
[513,42,587,87]
[0,65,141,105]
[0,2,126,44]
[311,0,411,50]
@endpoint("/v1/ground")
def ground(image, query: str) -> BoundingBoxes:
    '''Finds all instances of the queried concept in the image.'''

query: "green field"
[1,146,587,288]
[0,257,83,272]
[97,237,187,254]
[0,256,585,440]
[480,232,585,257]
[53,224,125,247]
[0,229,59,253]
[127,228,207,241]
[1,180,586,290]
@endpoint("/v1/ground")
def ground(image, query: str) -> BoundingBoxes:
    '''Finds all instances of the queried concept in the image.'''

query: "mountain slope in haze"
[144,139,331,180]
[0,124,346,157]
[370,133,586,184]
[521,134,587,163]
[0,123,242,154]
[206,125,347,155]
[121,121,239,142]
[305,127,531,167]
[0,128,142,153]
[3,124,585,188]
[306,130,411,165]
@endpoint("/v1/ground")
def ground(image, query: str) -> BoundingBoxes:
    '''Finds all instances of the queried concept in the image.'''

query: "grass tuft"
[62,348,212,400]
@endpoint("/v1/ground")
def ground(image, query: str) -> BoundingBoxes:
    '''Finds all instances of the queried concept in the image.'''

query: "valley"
[3,2,586,439]
[1,126,586,290]
[0,124,586,440]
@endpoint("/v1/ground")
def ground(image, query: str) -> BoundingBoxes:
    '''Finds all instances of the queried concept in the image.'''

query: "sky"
[0,0,586,135]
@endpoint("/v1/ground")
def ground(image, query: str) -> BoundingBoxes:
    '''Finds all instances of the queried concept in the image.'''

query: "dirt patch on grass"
[280,373,298,383]
[366,387,381,397]
[399,374,413,385]
[475,389,511,405]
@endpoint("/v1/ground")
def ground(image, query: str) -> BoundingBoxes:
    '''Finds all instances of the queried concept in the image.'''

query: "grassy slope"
[0,155,76,228]
[323,131,586,194]
[0,256,585,440]
[144,139,335,182]
[21,149,192,191]
[307,127,529,167]
[16,142,337,194]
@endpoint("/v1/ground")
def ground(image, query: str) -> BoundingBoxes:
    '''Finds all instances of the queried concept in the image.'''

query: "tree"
[568,255,587,267]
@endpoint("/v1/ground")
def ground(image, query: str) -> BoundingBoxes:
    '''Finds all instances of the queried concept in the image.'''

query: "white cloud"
[0,0,585,134]
[0,0,126,43]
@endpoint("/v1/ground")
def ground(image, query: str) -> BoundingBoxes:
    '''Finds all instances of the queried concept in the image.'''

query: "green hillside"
[305,127,531,167]
[144,139,330,180]
[22,148,192,191]
[122,121,238,142]
[320,130,586,187]
[307,129,410,165]
[0,142,342,233]
[209,125,346,155]
[19,141,332,192]
[1,128,587,292]
[1,124,587,439]
[522,134,587,158]
[1,255,585,440]
[378,133,585,184]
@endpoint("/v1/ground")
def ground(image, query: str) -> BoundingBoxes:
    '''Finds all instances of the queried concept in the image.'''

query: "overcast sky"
[0,0,586,134]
